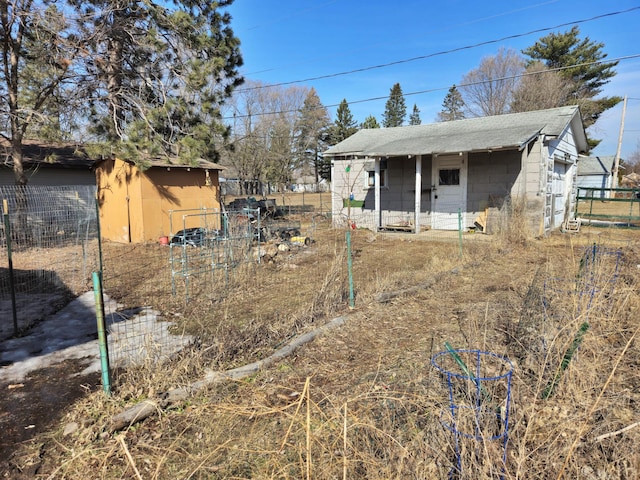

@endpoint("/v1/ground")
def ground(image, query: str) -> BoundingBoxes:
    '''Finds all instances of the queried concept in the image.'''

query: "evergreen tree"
[409,104,421,125]
[361,115,381,129]
[382,83,406,127]
[295,88,331,185]
[437,85,466,122]
[71,0,244,164]
[522,26,621,148]
[329,99,358,144]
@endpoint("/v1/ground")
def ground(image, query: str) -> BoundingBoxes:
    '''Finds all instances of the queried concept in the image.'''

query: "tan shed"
[94,157,224,243]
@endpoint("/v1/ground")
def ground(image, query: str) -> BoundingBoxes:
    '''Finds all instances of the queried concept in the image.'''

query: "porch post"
[375,157,381,230]
[415,155,422,233]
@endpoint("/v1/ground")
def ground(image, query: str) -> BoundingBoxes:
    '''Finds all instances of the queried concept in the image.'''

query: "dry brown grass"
[4,224,640,479]
[576,198,640,226]
[223,192,333,212]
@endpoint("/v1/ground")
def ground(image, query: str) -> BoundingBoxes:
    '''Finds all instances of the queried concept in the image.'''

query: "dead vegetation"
[2,222,640,479]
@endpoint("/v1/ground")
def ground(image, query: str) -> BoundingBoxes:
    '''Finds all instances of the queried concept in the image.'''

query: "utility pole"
[612,95,627,192]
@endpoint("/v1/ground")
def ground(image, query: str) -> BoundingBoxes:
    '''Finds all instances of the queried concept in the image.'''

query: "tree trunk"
[11,138,27,186]
[106,33,125,140]
[11,131,30,245]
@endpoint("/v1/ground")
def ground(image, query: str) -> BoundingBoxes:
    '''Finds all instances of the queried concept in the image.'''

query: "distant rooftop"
[577,155,616,176]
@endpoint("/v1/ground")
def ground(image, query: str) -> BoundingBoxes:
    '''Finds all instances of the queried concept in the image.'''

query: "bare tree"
[226,83,307,193]
[225,82,265,194]
[263,86,307,190]
[0,1,82,185]
[624,142,640,174]
[459,48,524,117]
[511,62,575,113]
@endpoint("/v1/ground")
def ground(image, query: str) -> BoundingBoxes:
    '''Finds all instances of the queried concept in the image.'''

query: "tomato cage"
[432,348,514,479]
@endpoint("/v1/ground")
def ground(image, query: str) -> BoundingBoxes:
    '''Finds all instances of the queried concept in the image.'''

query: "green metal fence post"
[346,230,355,309]
[92,271,111,395]
[542,322,590,399]
[94,195,103,274]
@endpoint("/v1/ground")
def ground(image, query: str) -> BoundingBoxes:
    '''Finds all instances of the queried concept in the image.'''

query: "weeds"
[4,224,640,479]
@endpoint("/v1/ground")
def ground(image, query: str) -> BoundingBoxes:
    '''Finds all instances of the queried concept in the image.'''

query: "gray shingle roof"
[324,106,586,157]
[577,156,615,176]
[0,140,94,169]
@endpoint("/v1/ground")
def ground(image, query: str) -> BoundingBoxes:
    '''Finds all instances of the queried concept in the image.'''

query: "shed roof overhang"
[92,157,225,171]
[326,126,541,159]
[324,105,588,160]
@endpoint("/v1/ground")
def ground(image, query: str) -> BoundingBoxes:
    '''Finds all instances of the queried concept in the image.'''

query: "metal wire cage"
[432,348,514,478]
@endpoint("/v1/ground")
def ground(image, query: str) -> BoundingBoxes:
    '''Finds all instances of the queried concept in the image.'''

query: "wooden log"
[109,315,348,432]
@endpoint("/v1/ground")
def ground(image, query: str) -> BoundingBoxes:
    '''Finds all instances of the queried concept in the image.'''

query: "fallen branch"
[110,315,348,432]
[594,421,640,442]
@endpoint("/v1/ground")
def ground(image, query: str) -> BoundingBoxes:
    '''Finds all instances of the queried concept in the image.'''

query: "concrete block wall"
[467,150,520,212]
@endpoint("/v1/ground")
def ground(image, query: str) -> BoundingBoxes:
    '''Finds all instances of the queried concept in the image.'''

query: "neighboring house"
[0,140,95,185]
[576,155,616,198]
[219,164,270,197]
[94,157,224,243]
[621,172,640,188]
[324,105,588,236]
[291,169,329,192]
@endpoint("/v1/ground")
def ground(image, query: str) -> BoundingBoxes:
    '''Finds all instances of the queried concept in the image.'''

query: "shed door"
[552,161,568,228]
[431,155,467,230]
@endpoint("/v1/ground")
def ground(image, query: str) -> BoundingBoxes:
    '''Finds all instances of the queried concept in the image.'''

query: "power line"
[235,6,640,93]
[242,0,563,77]
[224,53,640,120]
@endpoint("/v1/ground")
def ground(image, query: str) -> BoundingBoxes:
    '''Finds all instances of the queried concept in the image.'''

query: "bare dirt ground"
[1,225,639,479]
[0,363,100,474]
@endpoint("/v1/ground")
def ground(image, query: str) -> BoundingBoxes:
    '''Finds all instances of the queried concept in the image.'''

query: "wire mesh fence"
[167,207,262,302]
[524,242,625,399]
[0,185,99,340]
[99,199,482,382]
[0,188,490,385]
[101,207,266,374]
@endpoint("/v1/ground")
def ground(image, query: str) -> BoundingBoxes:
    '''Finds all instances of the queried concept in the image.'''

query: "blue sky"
[228,1,640,159]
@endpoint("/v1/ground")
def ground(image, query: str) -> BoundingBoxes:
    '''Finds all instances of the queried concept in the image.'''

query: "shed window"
[438,168,460,186]
[366,169,387,188]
